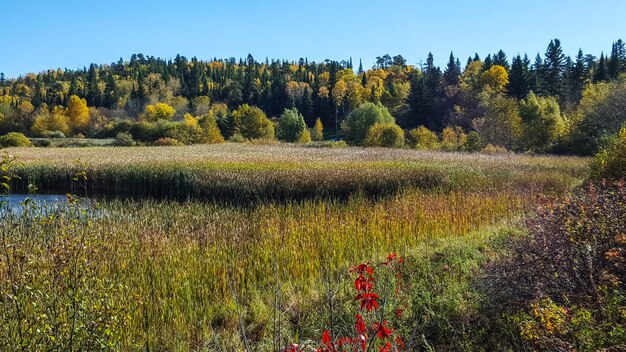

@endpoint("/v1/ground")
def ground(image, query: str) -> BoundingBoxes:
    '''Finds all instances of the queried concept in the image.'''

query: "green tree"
[232,104,274,140]
[519,92,564,152]
[344,102,395,142]
[276,108,307,142]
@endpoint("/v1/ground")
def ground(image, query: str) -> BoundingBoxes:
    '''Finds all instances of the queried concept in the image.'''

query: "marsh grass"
[0,145,591,350]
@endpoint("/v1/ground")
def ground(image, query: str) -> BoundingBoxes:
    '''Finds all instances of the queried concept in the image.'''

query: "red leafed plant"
[284,253,407,352]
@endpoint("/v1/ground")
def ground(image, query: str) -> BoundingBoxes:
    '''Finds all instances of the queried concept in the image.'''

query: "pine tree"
[595,53,609,82]
[483,54,493,71]
[444,52,460,86]
[86,64,102,107]
[568,49,589,104]
[508,54,531,99]
[358,59,364,75]
[530,54,545,95]
[493,50,510,71]
[544,39,565,97]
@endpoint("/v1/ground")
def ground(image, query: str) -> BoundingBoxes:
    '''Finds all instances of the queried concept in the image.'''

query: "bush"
[0,132,32,147]
[153,137,183,146]
[198,114,225,144]
[463,131,484,152]
[32,139,51,148]
[164,122,206,145]
[483,183,626,350]
[229,132,246,143]
[297,128,312,144]
[482,144,508,154]
[441,126,467,151]
[344,102,395,142]
[141,103,176,122]
[591,127,626,180]
[363,123,405,148]
[312,118,324,141]
[232,104,275,140]
[114,132,136,146]
[42,130,66,138]
[276,108,307,142]
[408,126,440,150]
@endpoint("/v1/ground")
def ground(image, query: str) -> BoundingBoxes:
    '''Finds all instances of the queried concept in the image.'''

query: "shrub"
[42,130,66,138]
[0,132,32,147]
[319,140,348,148]
[483,183,626,350]
[408,126,439,150]
[344,102,395,142]
[312,117,324,141]
[232,104,275,140]
[164,123,206,145]
[277,108,307,142]
[142,103,176,122]
[441,126,467,151]
[153,137,183,146]
[297,128,312,144]
[114,132,136,146]
[363,123,405,148]
[32,139,51,147]
[591,127,626,180]
[481,144,508,154]
[229,132,246,143]
[463,131,484,152]
[198,114,225,144]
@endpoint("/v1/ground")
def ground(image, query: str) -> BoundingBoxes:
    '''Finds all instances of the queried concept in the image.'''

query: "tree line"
[1,38,626,154]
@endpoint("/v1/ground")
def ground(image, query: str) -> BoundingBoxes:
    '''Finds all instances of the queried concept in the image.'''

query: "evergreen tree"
[86,63,102,107]
[595,53,609,82]
[544,39,565,97]
[444,52,460,86]
[508,54,531,99]
[483,54,493,71]
[530,54,545,95]
[568,49,589,104]
[493,50,510,71]
[358,59,364,75]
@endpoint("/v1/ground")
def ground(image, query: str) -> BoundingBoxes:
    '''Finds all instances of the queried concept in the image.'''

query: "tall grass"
[0,145,591,350]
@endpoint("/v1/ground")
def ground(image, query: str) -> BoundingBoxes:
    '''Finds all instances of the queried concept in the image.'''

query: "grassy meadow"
[0,145,590,351]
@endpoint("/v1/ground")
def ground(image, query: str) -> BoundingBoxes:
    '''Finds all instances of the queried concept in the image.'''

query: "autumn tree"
[344,102,395,143]
[518,92,564,152]
[66,95,90,134]
[142,103,176,121]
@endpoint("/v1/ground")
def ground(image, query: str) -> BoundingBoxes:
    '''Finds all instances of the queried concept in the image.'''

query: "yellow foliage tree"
[67,95,90,134]
[142,103,175,122]
[313,118,324,141]
[482,65,509,92]
[31,107,70,136]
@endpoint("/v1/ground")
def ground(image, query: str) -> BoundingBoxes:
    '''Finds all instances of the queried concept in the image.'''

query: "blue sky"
[1,0,624,78]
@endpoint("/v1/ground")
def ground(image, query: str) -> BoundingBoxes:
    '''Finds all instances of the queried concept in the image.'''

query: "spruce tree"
[595,53,609,82]
[508,54,531,99]
[544,39,565,97]
[444,52,460,86]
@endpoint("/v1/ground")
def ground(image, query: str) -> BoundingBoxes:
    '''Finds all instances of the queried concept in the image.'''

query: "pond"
[0,194,93,216]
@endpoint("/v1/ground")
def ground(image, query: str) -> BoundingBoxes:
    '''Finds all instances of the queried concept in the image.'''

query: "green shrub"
[229,132,246,143]
[198,114,225,144]
[344,102,395,142]
[408,126,440,150]
[0,132,32,147]
[463,131,484,152]
[164,123,206,145]
[232,104,274,140]
[42,130,66,138]
[591,127,626,180]
[363,123,405,148]
[277,108,307,142]
[441,126,467,151]
[32,139,51,148]
[114,132,136,146]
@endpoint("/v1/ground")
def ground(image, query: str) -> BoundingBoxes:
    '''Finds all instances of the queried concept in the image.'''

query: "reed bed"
[6,144,588,201]
[0,145,591,350]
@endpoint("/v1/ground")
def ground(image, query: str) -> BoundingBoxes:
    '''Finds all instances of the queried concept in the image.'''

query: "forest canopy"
[1,38,626,154]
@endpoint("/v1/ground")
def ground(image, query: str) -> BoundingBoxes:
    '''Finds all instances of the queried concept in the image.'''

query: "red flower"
[355,273,375,292]
[379,342,392,352]
[355,314,367,334]
[373,320,393,339]
[356,292,379,312]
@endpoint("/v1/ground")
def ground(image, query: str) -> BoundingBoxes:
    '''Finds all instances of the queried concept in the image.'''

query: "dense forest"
[1,38,626,154]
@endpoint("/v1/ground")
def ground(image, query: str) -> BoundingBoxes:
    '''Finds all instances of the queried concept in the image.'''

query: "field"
[0,144,590,351]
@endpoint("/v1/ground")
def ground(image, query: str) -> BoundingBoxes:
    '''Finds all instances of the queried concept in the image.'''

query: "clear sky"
[1,0,625,78]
